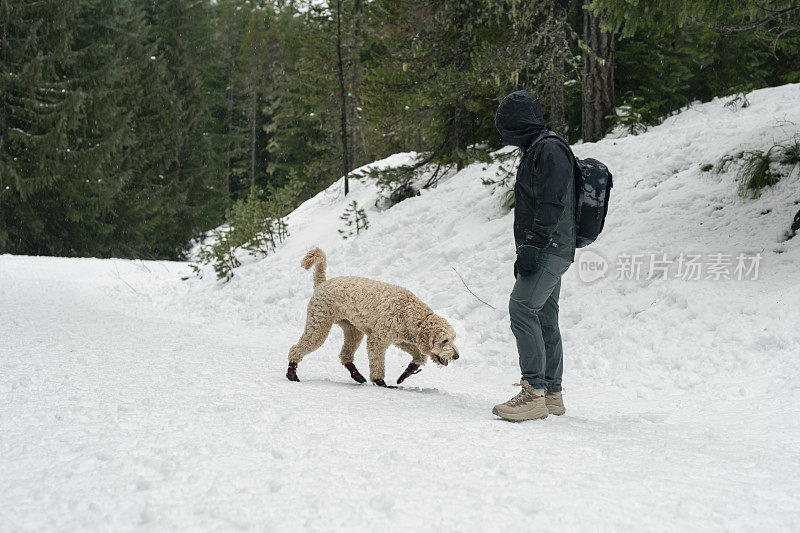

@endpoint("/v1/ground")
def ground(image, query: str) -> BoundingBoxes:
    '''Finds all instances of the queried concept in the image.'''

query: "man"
[492,90,576,422]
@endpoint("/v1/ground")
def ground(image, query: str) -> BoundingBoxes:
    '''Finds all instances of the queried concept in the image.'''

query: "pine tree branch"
[688,4,800,34]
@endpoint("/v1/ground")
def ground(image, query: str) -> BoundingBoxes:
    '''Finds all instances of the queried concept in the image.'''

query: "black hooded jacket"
[495,91,576,261]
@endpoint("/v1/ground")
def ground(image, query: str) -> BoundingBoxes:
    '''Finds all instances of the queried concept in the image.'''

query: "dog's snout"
[452,354,459,360]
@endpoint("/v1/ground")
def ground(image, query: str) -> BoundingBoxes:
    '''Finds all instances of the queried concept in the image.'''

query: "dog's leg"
[287,303,333,381]
[366,336,390,386]
[396,342,425,384]
[398,342,425,365]
[337,320,366,383]
[288,319,333,362]
[336,320,364,365]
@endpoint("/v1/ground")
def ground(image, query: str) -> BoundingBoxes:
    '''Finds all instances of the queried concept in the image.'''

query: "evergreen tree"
[1,0,134,255]
[236,7,282,193]
[140,0,227,257]
[614,24,785,130]
[363,0,510,168]
[216,0,249,195]
[334,0,351,194]
[592,0,799,133]
[273,1,345,198]
[349,0,367,168]
[105,0,185,257]
[338,200,368,238]
[589,0,799,40]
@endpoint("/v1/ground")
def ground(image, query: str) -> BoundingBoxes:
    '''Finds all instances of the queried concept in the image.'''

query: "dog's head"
[418,315,459,367]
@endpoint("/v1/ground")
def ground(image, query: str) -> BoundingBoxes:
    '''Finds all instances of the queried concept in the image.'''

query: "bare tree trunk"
[451,0,471,169]
[218,3,238,196]
[250,90,256,190]
[549,0,568,137]
[582,5,615,142]
[335,0,350,195]
[349,0,364,168]
[453,95,469,168]
[225,55,234,195]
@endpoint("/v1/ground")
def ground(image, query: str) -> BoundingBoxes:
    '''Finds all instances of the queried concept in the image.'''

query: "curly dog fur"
[288,248,460,383]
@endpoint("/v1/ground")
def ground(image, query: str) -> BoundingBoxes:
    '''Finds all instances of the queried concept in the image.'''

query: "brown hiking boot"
[492,380,548,421]
[546,391,565,416]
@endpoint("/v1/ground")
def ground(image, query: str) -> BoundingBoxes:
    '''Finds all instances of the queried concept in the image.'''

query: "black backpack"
[527,130,612,248]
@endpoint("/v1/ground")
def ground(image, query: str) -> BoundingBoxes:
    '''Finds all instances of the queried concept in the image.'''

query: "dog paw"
[286,361,299,382]
[396,362,421,384]
[344,362,366,384]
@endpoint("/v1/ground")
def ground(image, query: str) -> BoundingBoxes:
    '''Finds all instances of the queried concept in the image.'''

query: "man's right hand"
[515,245,541,277]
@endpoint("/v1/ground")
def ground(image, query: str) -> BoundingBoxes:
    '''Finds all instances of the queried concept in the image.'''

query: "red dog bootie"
[344,362,366,384]
[396,362,421,384]
[286,361,299,382]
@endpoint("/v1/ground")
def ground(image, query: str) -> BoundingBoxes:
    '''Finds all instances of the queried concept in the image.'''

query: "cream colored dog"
[286,248,459,386]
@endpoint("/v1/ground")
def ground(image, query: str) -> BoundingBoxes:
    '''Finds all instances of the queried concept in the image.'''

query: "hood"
[494,90,546,148]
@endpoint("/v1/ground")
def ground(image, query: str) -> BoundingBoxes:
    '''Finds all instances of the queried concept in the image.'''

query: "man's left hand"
[515,245,541,276]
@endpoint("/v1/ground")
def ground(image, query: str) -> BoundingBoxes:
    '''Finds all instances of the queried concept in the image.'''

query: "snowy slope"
[2,84,800,531]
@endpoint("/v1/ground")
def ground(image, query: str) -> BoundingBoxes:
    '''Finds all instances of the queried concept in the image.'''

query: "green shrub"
[738,148,779,197]
[780,138,800,166]
[377,169,419,206]
[338,201,370,239]
[723,92,750,110]
[190,187,291,281]
[713,138,799,198]
[700,163,714,172]
[359,165,419,208]
[735,139,799,198]
[192,228,241,282]
[614,96,649,135]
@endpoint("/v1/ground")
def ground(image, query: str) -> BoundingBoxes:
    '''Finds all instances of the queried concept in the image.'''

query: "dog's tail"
[300,247,327,288]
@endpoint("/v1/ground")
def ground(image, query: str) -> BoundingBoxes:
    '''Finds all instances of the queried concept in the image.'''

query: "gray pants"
[509,253,571,393]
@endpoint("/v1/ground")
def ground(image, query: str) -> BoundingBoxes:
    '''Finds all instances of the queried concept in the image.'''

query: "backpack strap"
[523,129,581,185]
[523,130,555,159]
[524,129,574,161]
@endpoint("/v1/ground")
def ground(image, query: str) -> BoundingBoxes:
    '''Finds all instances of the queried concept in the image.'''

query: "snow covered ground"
[2,84,800,531]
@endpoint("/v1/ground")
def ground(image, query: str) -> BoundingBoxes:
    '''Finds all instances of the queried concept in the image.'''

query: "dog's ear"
[417,317,436,353]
